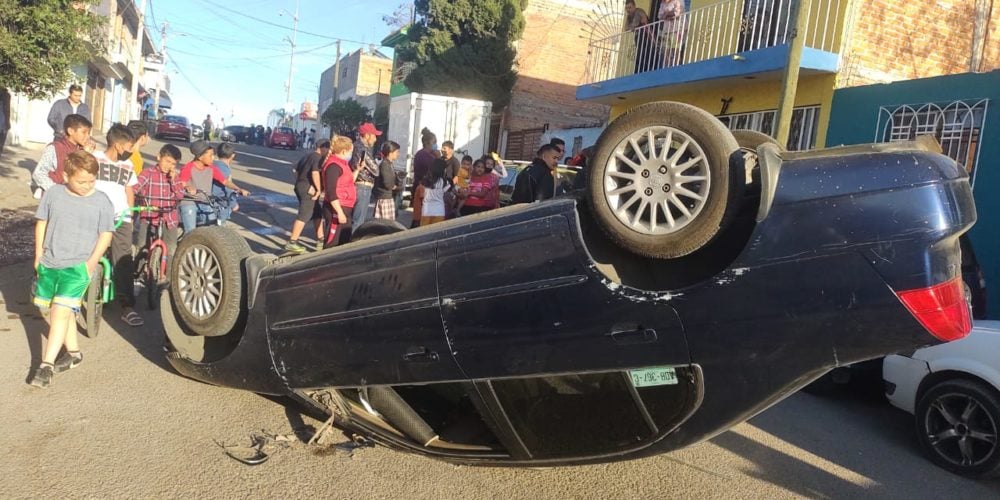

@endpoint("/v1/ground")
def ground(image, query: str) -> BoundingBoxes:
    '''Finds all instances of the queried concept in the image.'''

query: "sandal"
[122,311,144,327]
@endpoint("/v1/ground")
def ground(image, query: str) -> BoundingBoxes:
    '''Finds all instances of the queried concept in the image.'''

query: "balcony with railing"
[578,0,846,102]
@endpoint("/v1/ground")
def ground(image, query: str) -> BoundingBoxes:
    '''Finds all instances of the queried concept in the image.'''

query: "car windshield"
[163,115,188,125]
[277,127,294,134]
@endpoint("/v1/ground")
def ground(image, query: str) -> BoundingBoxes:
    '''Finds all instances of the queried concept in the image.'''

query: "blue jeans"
[180,204,198,233]
[353,183,373,227]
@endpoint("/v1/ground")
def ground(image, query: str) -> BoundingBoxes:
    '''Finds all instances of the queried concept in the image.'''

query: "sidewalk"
[0,142,45,266]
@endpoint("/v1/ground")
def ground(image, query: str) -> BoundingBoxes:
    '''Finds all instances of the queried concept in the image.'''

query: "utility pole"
[333,39,342,102]
[284,0,300,110]
[774,0,810,148]
[130,0,147,120]
[152,21,168,121]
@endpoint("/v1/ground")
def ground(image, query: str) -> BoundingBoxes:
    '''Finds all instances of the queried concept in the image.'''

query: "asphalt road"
[1,137,998,498]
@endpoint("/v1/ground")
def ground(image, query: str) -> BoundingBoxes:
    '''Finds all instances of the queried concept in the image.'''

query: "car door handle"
[403,346,439,362]
[608,327,658,345]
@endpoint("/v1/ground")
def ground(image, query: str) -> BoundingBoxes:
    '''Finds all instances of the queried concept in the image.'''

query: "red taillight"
[896,277,972,341]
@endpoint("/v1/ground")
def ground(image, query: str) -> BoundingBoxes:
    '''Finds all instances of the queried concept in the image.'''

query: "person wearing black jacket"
[511,144,562,204]
[373,141,401,221]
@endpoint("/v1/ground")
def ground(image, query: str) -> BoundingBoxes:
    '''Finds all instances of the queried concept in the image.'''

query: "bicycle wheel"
[78,270,104,338]
[147,246,162,310]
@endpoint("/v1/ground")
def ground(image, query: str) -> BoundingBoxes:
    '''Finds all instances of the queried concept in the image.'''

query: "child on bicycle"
[135,144,185,273]
[30,151,115,388]
[177,141,250,233]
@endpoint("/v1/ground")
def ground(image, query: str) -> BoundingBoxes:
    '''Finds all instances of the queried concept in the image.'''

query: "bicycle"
[182,190,240,229]
[132,204,169,311]
[77,206,157,337]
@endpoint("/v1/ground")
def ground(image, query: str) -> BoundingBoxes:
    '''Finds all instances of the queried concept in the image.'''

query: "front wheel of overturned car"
[588,101,744,259]
[169,226,251,337]
[915,378,1000,478]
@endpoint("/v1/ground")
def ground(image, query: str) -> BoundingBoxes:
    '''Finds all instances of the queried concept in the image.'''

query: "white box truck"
[388,92,493,188]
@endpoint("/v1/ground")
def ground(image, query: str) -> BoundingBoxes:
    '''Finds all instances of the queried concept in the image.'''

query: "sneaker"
[29,364,54,388]
[314,240,324,252]
[284,240,307,254]
[54,351,82,373]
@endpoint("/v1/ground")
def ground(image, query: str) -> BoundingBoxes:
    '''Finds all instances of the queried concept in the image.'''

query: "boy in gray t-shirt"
[30,151,115,388]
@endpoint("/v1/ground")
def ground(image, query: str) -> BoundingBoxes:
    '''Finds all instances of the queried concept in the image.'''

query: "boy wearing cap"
[177,140,250,233]
[350,122,382,227]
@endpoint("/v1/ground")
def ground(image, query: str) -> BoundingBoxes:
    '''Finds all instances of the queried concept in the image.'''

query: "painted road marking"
[237,151,293,164]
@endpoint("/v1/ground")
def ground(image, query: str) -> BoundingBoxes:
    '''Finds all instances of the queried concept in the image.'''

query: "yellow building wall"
[609,73,838,147]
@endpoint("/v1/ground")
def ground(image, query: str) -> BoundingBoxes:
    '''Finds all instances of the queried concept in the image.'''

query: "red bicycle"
[133,203,170,310]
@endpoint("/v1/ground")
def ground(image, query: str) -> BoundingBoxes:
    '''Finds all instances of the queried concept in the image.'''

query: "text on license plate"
[629,367,678,387]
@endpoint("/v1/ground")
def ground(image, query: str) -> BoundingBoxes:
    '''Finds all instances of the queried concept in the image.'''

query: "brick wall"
[839,0,1000,88]
[505,0,611,134]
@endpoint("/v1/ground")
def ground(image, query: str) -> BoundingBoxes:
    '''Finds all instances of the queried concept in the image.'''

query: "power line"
[198,0,374,46]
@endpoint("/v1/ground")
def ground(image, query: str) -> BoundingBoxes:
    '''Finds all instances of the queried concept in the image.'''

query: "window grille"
[876,100,989,184]
[717,106,820,151]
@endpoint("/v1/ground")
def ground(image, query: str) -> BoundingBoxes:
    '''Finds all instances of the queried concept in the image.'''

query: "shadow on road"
[0,262,48,378]
[715,383,1000,497]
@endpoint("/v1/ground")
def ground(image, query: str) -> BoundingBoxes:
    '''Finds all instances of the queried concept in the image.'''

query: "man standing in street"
[549,137,566,162]
[511,144,562,204]
[440,141,461,181]
[284,140,330,253]
[47,84,90,140]
[350,122,382,227]
[202,114,213,141]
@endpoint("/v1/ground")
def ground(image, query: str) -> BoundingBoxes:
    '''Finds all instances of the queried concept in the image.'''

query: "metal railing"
[585,0,844,85]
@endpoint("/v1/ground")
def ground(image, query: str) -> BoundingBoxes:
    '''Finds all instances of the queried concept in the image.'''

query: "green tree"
[0,0,104,99]
[396,0,526,108]
[321,98,371,135]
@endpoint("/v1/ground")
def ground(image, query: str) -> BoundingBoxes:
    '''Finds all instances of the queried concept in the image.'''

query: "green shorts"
[33,263,91,311]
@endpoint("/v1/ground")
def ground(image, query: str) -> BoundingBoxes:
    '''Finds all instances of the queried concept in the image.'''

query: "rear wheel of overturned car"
[169,227,251,337]
[915,378,1000,478]
[588,101,744,259]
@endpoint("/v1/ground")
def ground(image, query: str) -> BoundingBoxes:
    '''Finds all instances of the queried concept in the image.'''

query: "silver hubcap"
[604,126,710,235]
[178,244,224,319]
[924,392,998,468]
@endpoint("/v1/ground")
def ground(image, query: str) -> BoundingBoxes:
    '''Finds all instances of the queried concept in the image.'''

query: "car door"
[266,237,463,388]
[436,209,696,459]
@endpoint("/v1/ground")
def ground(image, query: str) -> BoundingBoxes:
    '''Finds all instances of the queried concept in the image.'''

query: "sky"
[145,0,404,126]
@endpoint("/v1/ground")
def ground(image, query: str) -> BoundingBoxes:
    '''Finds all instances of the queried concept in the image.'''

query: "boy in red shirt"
[177,141,249,233]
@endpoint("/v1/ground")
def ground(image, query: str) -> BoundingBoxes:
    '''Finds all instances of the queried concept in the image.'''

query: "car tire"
[589,101,743,259]
[915,378,1000,478]
[352,219,406,242]
[169,226,251,337]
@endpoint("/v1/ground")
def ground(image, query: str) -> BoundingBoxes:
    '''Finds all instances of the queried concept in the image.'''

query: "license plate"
[629,367,678,387]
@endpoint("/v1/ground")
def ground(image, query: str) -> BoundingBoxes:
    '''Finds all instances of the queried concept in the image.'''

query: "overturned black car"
[162,102,976,466]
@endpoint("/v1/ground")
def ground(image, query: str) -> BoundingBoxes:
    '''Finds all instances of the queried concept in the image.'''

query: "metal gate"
[876,99,990,187]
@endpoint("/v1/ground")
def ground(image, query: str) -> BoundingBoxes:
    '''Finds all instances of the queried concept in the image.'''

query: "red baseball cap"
[358,122,382,136]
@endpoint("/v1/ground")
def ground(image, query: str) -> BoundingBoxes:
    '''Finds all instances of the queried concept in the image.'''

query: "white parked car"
[883,320,1000,478]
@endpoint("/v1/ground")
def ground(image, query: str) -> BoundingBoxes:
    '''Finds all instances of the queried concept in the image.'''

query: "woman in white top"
[420,158,454,226]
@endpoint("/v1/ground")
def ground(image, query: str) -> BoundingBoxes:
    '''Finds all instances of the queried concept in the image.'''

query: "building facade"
[8,0,154,144]
[576,0,999,150]
[318,48,393,123]
[826,70,1000,318]
[500,0,612,160]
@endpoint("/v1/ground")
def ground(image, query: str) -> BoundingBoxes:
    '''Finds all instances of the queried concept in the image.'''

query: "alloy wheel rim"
[604,126,711,235]
[178,244,224,320]
[924,392,998,468]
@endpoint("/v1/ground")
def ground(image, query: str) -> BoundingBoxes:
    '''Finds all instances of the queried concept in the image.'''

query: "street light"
[278,0,300,111]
